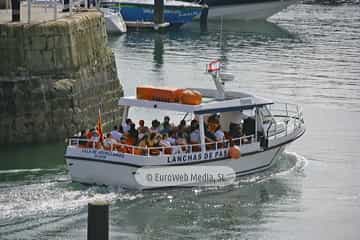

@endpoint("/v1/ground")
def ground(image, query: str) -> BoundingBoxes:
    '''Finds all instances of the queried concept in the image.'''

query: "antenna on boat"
[205,18,234,100]
[206,60,234,100]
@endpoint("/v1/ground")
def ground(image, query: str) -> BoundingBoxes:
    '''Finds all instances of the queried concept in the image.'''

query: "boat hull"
[65,144,286,190]
[100,2,203,26]
[101,8,127,34]
[200,0,297,20]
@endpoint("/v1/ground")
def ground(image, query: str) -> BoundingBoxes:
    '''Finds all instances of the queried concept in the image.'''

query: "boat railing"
[267,102,304,139]
[67,134,255,157]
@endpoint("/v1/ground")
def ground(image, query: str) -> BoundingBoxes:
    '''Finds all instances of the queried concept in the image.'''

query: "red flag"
[207,59,221,73]
[96,108,104,143]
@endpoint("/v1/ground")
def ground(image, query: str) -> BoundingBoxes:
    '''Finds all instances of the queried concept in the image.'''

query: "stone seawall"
[0,11,123,144]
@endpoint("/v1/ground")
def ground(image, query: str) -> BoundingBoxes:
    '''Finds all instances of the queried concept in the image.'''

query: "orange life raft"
[136,86,202,105]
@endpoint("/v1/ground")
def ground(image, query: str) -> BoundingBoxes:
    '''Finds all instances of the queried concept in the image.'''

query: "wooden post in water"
[27,0,31,23]
[63,0,69,12]
[88,201,109,240]
[11,0,20,22]
[200,5,209,31]
[154,0,164,26]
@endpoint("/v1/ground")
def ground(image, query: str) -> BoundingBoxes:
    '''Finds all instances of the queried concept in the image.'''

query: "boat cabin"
[117,87,275,155]
[68,85,304,166]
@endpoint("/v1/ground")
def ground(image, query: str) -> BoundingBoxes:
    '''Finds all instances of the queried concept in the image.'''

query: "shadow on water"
[108,19,296,46]
[185,19,294,38]
[0,143,65,170]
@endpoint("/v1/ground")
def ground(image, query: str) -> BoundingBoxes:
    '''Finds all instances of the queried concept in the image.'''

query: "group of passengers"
[77,114,245,154]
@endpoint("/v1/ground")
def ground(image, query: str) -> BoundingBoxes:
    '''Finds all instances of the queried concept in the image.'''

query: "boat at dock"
[65,60,305,190]
[100,8,127,34]
[193,0,297,20]
[99,0,204,27]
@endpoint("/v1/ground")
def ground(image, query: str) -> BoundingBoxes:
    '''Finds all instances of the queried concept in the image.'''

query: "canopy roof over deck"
[118,88,273,115]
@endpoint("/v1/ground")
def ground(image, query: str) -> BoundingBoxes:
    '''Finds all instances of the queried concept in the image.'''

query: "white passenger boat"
[65,60,305,190]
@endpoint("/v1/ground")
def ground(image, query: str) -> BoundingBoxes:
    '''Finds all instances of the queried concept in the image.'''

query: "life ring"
[134,148,145,155]
[150,149,161,155]
[229,146,241,159]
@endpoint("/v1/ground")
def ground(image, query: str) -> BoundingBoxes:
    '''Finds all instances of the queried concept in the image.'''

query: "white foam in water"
[0,168,44,174]
[231,151,308,185]
[0,172,142,237]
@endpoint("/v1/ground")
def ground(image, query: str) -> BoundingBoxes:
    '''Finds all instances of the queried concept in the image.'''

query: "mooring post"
[200,5,209,30]
[11,0,20,22]
[88,201,109,240]
[27,0,31,23]
[63,0,69,12]
[69,0,72,15]
[53,0,57,20]
[154,0,164,27]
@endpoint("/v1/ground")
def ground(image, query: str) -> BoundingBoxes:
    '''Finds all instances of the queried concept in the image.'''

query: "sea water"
[1,3,360,239]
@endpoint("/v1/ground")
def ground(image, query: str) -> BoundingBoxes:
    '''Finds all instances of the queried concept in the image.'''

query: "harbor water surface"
[1,3,360,239]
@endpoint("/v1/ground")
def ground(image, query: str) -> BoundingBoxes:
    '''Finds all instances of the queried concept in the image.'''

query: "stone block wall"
[0,0,11,9]
[0,11,123,144]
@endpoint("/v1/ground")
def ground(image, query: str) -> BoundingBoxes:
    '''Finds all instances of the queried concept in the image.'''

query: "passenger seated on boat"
[137,134,148,147]
[204,123,216,142]
[229,122,242,146]
[103,133,117,150]
[160,116,172,134]
[110,125,123,142]
[127,123,139,145]
[122,118,133,133]
[189,119,201,143]
[205,114,225,149]
[86,128,95,139]
[215,125,226,147]
[148,133,162,155]
[88,130,101,148]
[135,134,149,155]
[160,134,173,155]
[177,119,189,140]
[176,132,188,145]
[189,120,201,152]
[167,130,177,145]
[175,132,188,152]
[137,120,149,140]
[150,119,161,133]
[77,129,89,147]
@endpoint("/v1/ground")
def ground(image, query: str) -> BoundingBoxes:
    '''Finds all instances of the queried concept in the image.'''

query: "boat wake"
[0,167,142,239]
[235,151,308,184]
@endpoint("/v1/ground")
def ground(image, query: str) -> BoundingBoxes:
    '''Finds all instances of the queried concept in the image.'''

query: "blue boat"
[100,0,204,27]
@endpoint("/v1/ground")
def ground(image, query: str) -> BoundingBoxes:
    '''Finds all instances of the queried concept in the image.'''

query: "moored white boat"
[196,0,297,20]
[65,61,305,190]
[100,7,127,34]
